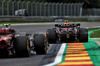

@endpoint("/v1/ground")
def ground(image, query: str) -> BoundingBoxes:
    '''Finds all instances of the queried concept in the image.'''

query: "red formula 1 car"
[46,23,88,43]
[0,24,47,57]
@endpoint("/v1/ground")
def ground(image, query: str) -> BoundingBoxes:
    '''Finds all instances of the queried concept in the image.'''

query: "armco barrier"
[0,16,100,22]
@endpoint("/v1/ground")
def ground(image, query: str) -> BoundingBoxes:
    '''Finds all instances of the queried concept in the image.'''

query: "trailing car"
[46,23,88,43]
[0,24,47,57]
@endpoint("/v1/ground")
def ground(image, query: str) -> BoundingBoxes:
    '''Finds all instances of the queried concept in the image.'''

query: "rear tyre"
[79,28,88,42]
[34,34,47,55]
[46,29,57,43]
[14,36,30,57]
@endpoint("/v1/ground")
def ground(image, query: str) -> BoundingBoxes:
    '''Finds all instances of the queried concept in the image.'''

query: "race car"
[46,23,88,43]
[0,24,47,57]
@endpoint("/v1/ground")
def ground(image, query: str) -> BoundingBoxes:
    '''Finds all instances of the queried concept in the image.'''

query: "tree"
[45,0,100,8]
[7,0,100,8]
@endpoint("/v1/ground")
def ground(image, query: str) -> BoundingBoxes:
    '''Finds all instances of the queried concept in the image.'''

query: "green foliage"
[20,0,100,8]
[90,30,100,38]
[88,28,100,31]
[1,0,100,8]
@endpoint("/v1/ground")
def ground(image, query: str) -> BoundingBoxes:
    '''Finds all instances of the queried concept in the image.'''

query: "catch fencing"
[1,0,100,17]
[0,0,83,16]
[82,8,100,16]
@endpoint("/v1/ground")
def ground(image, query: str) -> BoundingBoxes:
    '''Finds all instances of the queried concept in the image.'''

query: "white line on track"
[44,43,66,66]
[1,23,59,26]
[11,23,56,26]
[0,23,58,26]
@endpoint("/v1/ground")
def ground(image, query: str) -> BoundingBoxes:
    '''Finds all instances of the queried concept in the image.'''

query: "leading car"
[46,23,88,43]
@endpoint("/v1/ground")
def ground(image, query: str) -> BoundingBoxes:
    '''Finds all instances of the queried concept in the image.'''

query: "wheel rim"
[27,39,30,56]
[44,36,46,53]
[46,31,48,41]
[27,39,29,51]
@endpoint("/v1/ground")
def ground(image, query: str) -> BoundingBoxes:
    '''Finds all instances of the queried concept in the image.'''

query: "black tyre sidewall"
[79,28,88,42]
[47,29,57,43]
[14,36,30,57]
[34,34,46,55]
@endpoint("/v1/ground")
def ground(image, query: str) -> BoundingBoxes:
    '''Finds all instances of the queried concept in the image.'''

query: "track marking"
[44,43,67,66]
[56,43,94,66]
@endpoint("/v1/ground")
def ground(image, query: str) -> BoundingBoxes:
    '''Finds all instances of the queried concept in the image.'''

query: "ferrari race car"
[46,23,88,43]
[0,24,47,57]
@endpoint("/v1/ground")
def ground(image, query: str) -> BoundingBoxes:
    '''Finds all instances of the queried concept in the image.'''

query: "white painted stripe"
[0,23,58,26]
[2,23,60,26]
[44,43,66,66]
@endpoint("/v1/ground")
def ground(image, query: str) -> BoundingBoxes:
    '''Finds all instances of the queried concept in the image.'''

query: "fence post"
[40,2,43,16]
[60,3,63,16]
[70,3,73,16]
[63,3,66,16]
[22,1,25,16]
[35,2,39,16]
[12,0,16,16]
[44,2,47,16]
[51,3,55,16]
[7,0,10,16]
[26,1,30,16]
[2,0,5,16]
[74,3,77,16]
[67,3,70,16]
[79,3,84,16]
[31,2,34,16]
[17,1,20,10]
[47,2,51,16]
[56,3,59,16]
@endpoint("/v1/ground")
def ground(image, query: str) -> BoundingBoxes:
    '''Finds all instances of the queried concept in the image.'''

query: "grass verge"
[88,27,100,38]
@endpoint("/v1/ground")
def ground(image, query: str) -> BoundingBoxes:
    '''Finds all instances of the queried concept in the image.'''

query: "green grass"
[88,27,100,31]
[88,27,100,38]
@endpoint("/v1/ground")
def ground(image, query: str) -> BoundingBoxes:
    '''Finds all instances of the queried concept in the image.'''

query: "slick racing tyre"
[46,29,57,43]
[14,36,30,57]
[34,34,47,55]
[79,28,88,42]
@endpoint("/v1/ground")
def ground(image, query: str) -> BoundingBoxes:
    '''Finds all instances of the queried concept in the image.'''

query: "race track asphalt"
[0,23,100,66]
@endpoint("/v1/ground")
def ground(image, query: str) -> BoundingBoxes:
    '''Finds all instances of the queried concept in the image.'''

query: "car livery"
[0,24,47,57]
[46,23,88,43]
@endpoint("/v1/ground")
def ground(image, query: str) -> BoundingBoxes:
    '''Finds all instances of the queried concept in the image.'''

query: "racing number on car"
[66,34,70,38]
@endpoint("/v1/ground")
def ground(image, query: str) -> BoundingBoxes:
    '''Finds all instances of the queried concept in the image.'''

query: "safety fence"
[1,0,100,16]
[0,0,83,16]
[82,8,100,16]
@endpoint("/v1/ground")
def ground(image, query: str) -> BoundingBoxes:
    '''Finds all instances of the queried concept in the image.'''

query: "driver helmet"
[2,24,11,30]
[64,20,69,24]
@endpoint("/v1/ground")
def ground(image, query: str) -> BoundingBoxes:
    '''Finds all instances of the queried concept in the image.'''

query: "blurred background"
[0,0,100,22]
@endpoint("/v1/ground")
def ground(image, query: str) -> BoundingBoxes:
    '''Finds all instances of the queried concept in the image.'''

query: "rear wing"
[55,23,80,28]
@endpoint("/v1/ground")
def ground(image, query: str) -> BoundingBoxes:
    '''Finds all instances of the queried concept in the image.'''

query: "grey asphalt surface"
[0,23,100,66]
